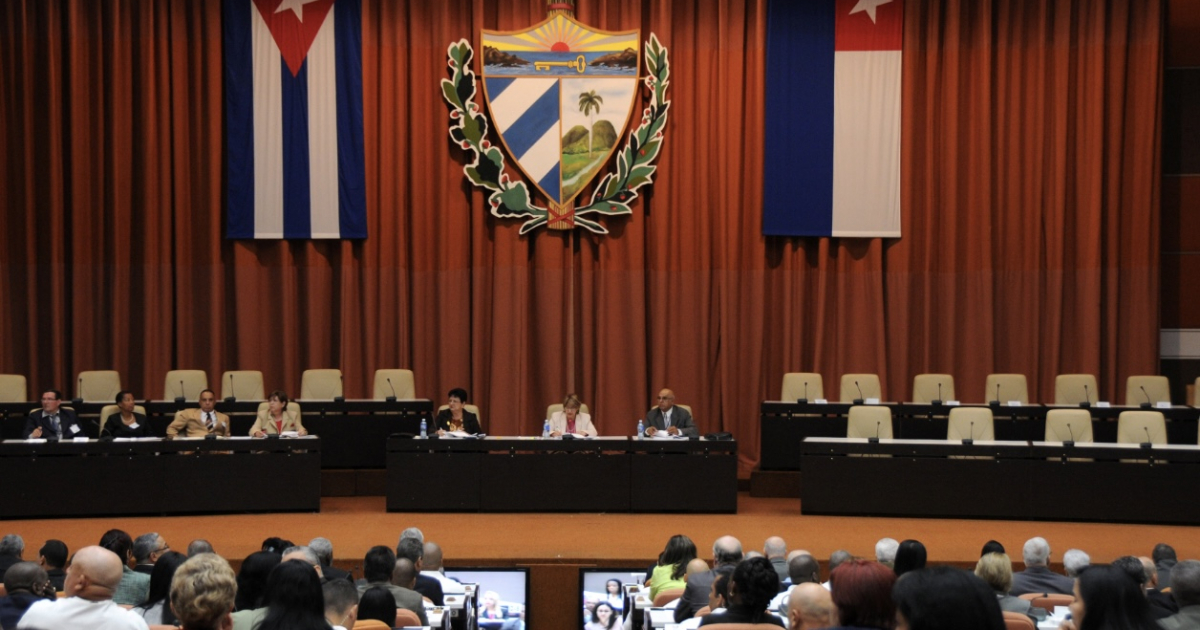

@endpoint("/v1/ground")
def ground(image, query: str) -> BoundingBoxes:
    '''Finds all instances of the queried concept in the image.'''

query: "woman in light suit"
[548,393,597,437]
[251,390,307,437]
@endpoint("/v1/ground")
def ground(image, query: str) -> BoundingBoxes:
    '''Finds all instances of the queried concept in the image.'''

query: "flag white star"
[274,0,315,22]
[849,0,894,24]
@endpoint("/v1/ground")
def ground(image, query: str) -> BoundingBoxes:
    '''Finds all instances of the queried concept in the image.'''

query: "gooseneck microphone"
[1064,422,1076,448]
[1141,426,1153,449]
[990,383,1001,407]
[798,381,808,405]
[1079,384,1091,408]
[386,378,398,403]
[933,383,943,406]
[175,379,186,405]
[853,381,865,405]
[962,420,975,445]
[1140,386,1152,409]
[224,374,237,403]
[869,420,881,444]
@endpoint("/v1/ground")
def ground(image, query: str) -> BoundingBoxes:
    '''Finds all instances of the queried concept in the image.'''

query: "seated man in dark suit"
[37,540,68,591]
[1009,537,1074,596]
[675,535,743,623]
[0,535,25,579]
[0,562,57,629]
[23,389,84,440]
[396,537,443,605]
[644,389,698,437]
[310,537,352,583]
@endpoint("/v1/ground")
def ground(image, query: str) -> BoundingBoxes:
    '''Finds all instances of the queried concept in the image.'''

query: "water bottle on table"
[542,419,550,438]
[419,418,427,439]
[637,419,644,440]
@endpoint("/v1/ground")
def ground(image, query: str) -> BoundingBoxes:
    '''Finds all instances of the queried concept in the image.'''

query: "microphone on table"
[175,379,186,405]
[1141,426,1154,449]
[1079,384,1091,408]
[224,374,237,403]
[72,377,83,407]
[853,381,865,405]
[797,381,808,405]
[334,373,345,403]
[386,378,398,403]
[961,421,975,445]
[1140,386,1152,409]
[869,420,881,444]
[990,383,1001,407]
[932,382,943,406]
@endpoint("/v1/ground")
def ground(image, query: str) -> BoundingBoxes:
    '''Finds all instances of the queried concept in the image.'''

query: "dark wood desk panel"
[481,452,631,512]
[388,451,483,511]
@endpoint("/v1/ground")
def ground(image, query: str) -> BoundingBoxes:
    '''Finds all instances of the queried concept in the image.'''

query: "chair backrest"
[985,374,1028,404]
[220,371,265,400]
[1044,409,1094,442]
[163,370,208,402]
[1024,593,1074,611]
[840,374,882,402]
[547,402,590,419]
[100,404,148,428]
[694,605,712,618]
[652,587,684,607]
[1117,411,1167,444]
[1002,611,1036,630]
[300,369,343,400]
[1054,374,1098,405]
[395,608,422,627]
[947,407,994,441]
[781,373,824,401]
[0,374,28,402]
[847,405,893,439]
[78,370,122,402]
[373,369,416,400]
[437,404,482,428]
[912,374,955,403]
[1125,375,1170,406]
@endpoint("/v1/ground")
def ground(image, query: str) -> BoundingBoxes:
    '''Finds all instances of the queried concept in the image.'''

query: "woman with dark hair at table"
[354,585,398,629]
[134,550,187,625]
[234,551,281,611]
[251,390,307,437]
[649,535,697,600]
[435,388,482,436]
[104,390,151,438]
[256,559,328,630]
[700,557,784,627]
[1058,565,1159,630]
[586,601,618,630]
[829,559,896,629]
[893,540,927,577]
[893,566,1005,630]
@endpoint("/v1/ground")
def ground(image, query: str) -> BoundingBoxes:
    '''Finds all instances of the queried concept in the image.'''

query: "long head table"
[761,401,1200,470]
[0,436,322,518]
[387,436,738,513]
[800,437,1200,525]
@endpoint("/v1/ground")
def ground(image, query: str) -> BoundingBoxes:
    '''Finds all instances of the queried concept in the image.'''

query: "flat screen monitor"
[445,567,530,630]
[579,567,646,629]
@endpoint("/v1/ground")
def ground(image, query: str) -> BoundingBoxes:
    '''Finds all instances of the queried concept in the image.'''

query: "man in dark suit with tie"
[644,388,698,437]
[23,389,84,440]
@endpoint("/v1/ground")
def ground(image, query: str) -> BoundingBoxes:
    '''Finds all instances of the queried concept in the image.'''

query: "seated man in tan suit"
[166,389,231,439]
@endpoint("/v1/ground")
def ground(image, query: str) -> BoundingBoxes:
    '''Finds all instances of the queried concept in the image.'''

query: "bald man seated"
[787,583,833,630]
[420,542,465,595]
[644,388,698,437]
[17,545,150,630]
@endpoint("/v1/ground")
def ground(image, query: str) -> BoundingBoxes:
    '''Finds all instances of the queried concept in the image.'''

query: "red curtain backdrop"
[0,0,1162,473]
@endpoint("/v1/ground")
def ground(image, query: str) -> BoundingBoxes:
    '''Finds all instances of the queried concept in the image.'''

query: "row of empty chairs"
[781,372,1187,406]
[0,369,418,403]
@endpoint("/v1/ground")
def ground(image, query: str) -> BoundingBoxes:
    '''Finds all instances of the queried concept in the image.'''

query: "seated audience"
[17,545,148,630]
[973,553,1035,619]
[1138,556,1177,615]
[187,540,215,558]
[772,554,820,615]
[134,550,187,625]
[981,540,1005,557]
[323,579,359,630]
[586,601,619,630]
[1162,560,1200,629]
[1063,549,1090,578]
[169,553,237,630]
[421,542,465,595]
[396,536,443,604]
[677,566,734,630]
[892,540,927,577]
[1111,556,1172,620]
[1059,564,1159,630]
[675,535,742,622]
[1155,543,1179,590]
[892,567,1005,630]
[786,583,833,630]
[829,559,896,629]
[132,532,169,575]
[699,557,784,627]
[103,391,151,438]
[255,559,328,630]
[280,545,324,579]
[260,538,293,554]
[1010,537,1073,596]
[0,562,56,629]
[0,536,24,579]
[34,540,67,591]
[822,550,852,590]
[389,558,430,626]
[650,534,697,600]
[875,538,900,568]
[310,537,352,583]
[765,537,790,585]
[234,551,280,612]
[100,528,150,606]
[354,547,427,626]
[353,586,396,629]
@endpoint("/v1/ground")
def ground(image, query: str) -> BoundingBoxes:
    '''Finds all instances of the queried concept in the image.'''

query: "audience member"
[1111,556,1172,620]
[875,538,899,568]
[0,536,24,579]
[309,537,351,583]
[981,540,1005,557]
[823,550,852,591]
[396,536,443,604]
[679,565,735,630]
[650,534,697,600]
[892,540,927,577]
[700,557,784,627]
[35,540,67,591]
[100,529,151,606]
[1059,564,1159,630]
[132,532,169,575]
[234,551,281,612]
[1155,544,1179,590]
[166,389,232,438]
[355,546,426,626]
[787,582,833,630]
[772,554,820,615]
[0,562,56,629]
[675,535,741,622]
[259,538,292,554]
[893,567,1005,630]
[829,559,895,629]
[255,560,328,630]
[134,550,186,625]
[1138,556,1178,615]
[585,601,618,630]
[973,552,1035,618]
[169,553,237,630]
[323,579,359,630]
[23,389,83,440]
[281,545,324,579]
[17,545,149,630]
[1063,549,1090,578]
[389,558,430,626]
[1162,560,1200,629]
[353,586,396,629]
[765,537,790,584]
[187,540,215,558]
[421,542,465,594]
[1010,537,1073,596]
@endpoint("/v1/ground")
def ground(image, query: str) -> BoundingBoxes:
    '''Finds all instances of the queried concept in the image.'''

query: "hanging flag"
[224,0,367,239]
[763,0,902,238]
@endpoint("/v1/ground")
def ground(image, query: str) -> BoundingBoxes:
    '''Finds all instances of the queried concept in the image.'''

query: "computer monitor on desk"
[579,568,645,629]
[445,567,529,629]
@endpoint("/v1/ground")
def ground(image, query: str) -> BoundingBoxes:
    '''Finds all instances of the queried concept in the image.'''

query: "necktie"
[205,412,214,430]
[50,414,60,437]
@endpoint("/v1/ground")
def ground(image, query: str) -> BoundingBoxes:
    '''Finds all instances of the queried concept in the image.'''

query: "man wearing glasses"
[23,389,84,440]
[132,533,169,576]
[644,388,697,437]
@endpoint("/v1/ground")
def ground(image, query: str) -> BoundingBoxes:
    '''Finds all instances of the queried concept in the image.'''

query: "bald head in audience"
[392,557,418,590]
[423,542,444,571]
[686,558,711,580]
[64,545,125,601]
[788,582,833,629]
[789,554,821,585]
[3,561,50,596]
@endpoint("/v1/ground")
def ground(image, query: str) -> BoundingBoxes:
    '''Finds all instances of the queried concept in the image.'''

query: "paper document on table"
[568,433,593,439]
[650,433,687,440]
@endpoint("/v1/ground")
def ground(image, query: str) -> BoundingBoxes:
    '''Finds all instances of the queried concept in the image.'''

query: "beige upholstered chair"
[220,371,265,400]
[0,375,28,402]
[300,369,343,400]
[163,370,208,401]
[912,374,955,403]
[373,369,416,400]
[781,373,824,401]
[546,402,590,419]
[840,374,882,402]
[77,370,122,402]
[437,404,482,428]
[1044,409,1093,443]
[1117,411,1166,445]
[985,374,1028,405]
[1124,375,1170,407]
[947,407,994,441]
[847,405,893,440]
[99,404,148,429]
[1003,610,1037,630]
[1054,374,1098,405]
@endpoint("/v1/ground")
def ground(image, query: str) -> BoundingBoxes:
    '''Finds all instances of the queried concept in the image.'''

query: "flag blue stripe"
[763,0,835,237]
[538,162,561,202]
[503,82,559,158]
[281,58,312,238]
[486,77,515,99]
[335,0,367,238]
[224,0,255,238]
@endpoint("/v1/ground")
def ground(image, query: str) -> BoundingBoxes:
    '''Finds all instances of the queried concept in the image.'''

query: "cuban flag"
[763,0,902,238]
[224,0,367,239]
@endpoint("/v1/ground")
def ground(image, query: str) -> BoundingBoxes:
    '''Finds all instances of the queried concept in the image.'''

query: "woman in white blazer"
[548,393,597,437]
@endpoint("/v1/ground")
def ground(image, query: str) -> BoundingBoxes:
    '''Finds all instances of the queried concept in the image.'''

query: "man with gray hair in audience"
[675,535,742,623]
[772,554,821,615]
[1162,560,1200,629]
[396,527,424,549]
[281,545,325,579]
[396,536,443,605]
[0,535,25,579]
[1062,549,1090,577]
[765,537,789,584]
[186,539,214,557]
[310,537,352,583]
[1009,537,1073,596]
[132,532,168,576]
[875,538,899,568]
[822,550,852,591]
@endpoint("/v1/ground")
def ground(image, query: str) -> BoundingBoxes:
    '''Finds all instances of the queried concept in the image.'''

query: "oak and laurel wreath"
[442,34,671,235]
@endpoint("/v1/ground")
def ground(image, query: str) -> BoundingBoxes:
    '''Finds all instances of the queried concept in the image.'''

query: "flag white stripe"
[489,78,558,132]
[307,11,340,238]
[519,125,560,182]
[831,50,901,238]
[251,4,284,239]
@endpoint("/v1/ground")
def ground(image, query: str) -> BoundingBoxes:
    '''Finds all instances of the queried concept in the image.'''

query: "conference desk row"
[801,438,1200,524]
[761,401,1200,470]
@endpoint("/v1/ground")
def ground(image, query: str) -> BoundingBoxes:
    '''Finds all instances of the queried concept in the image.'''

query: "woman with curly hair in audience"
[829,559,896,629]
[649,534,697,600]
[700,557,784,627]
[170,553,237,630]
[893,566,1005,630]
[1058,564,1159,630]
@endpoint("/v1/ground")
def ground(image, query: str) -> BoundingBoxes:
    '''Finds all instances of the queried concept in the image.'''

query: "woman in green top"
[649,534,697,600]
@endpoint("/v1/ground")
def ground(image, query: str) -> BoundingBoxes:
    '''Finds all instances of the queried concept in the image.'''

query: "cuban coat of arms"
[442,2,671,234]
